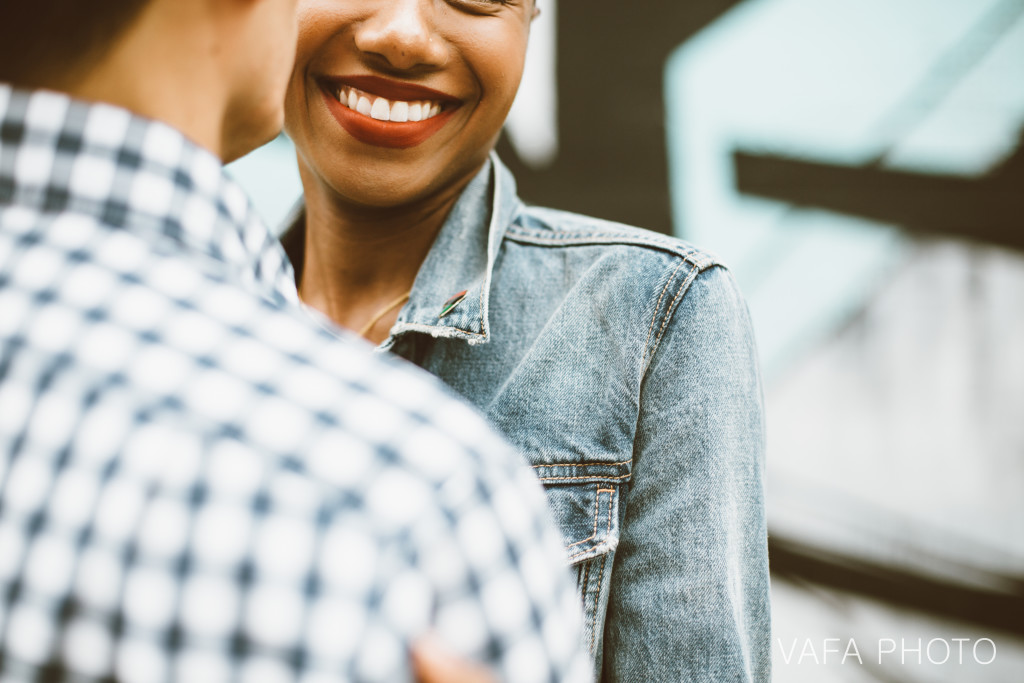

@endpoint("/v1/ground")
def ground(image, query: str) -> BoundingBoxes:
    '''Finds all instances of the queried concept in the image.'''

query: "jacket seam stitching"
[532,459,632,469]
[644,260,705,371]
[538,473,631,482]
[654,262,701,353]
[565,488,615,550]
[505,227,713,262]
[569,538,613,562]
[567,514,614,562]
[643,258,688,362]
[509,229,696,253]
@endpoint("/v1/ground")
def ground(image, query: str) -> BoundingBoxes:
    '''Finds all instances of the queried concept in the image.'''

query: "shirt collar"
[386,152,519,348]
[0,84,298,305]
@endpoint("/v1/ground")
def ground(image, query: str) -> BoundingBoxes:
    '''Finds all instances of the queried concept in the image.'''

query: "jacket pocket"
[544,484,619,565]
[541,482,620,666]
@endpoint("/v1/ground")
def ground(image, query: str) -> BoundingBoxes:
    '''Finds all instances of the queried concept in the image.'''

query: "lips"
[318,75,461,149]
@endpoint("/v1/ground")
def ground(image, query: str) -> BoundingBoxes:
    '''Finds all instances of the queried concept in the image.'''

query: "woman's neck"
[296,166,469,342]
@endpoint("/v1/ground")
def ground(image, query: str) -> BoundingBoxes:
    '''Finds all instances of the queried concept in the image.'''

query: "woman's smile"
[317,74,461,148]
[285,0,532,208]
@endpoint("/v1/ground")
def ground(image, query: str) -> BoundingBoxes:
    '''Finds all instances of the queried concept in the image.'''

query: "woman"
[282,1,770,680]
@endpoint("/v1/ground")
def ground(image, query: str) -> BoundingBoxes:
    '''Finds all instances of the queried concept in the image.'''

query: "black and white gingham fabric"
[0,85,590,683]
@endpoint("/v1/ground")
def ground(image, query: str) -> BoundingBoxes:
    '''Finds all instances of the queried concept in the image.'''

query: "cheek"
[294,7,324,66]
[468,28,529,109]
[279,29,300,92]
[284,13,331,134]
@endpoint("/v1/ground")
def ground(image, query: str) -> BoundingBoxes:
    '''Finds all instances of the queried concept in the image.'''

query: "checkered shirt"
[0,85,590,683]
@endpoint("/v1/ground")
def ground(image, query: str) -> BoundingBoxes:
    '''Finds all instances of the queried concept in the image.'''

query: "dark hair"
[0,1,153,88]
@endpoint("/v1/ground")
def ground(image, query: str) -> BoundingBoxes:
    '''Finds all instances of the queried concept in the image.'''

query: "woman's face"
[285,0,534,209]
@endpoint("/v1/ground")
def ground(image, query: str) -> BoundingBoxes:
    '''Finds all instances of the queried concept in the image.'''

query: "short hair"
[0,1,153,88]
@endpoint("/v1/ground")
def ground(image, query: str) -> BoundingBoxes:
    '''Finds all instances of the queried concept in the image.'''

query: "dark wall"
[496,1,745,236]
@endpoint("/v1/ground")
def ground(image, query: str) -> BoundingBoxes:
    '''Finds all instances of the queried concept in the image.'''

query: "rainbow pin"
[439,290,468,319]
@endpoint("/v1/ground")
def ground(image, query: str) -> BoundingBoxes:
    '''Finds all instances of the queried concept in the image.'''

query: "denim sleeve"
[601,263,771,682]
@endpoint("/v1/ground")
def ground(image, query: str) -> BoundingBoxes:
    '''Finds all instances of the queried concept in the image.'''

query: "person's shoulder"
[503,205,740,322]
[26,210,515,487]
[501,204,751,361]
[507,204,723,270]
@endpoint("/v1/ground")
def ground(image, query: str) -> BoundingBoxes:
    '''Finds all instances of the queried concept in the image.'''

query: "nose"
[353,0,447,71]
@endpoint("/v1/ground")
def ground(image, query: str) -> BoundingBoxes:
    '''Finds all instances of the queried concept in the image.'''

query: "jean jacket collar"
[385,153,518,348]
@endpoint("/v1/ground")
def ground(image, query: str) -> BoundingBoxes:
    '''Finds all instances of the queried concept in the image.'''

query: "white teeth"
[390,101,409,122]
[336,86,443,122]
[370,97,390,121]
[419,102,439,120]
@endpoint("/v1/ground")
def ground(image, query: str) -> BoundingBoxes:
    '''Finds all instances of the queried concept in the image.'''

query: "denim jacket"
[286,155,770,681]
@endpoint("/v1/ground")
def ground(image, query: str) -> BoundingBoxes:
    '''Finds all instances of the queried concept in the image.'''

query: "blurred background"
[228,0,1024,679]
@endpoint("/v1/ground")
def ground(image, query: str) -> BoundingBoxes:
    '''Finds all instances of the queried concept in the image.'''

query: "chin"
[335,174,429,210]
[223,103,285,163]
[374,153,488,204]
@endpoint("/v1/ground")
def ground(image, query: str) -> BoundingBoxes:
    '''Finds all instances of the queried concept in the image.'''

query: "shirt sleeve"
[420,439,596,683]
[312,400,594,683]
[601,263,772,681]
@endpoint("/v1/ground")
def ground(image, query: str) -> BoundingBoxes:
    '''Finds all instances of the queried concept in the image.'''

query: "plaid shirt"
[0,85,589,683]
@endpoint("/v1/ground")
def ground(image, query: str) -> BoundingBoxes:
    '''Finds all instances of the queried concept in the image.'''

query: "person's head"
[0,0,300,162]
[0,1,151,89]
[284,0,538,210]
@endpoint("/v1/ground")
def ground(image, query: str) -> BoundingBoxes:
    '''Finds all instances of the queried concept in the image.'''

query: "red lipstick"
[318,76,461,149]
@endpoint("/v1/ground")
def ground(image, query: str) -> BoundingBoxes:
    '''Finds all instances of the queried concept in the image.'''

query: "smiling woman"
[321,75,455,147]
[281,1,771,680]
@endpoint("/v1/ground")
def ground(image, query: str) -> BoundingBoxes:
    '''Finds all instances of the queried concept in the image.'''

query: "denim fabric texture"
[286,154,771,681]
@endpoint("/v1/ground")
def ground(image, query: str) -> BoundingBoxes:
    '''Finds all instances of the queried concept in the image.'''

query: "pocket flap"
[544,484,620,566]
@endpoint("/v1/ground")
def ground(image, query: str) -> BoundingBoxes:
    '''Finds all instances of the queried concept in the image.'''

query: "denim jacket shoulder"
[506,203,724,365]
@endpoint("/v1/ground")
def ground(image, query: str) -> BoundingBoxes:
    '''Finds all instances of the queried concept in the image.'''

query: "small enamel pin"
[439,290,468,319]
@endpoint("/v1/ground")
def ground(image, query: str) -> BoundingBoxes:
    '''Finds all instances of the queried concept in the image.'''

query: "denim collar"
[386,153,518,348]
[282,152,519,349]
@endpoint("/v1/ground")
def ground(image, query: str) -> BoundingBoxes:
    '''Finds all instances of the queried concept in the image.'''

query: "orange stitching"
[644,258,687,362]
[568,540,609,562]
[565,489,609,549]
[539,473,631,482]
[531,459,631,469]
